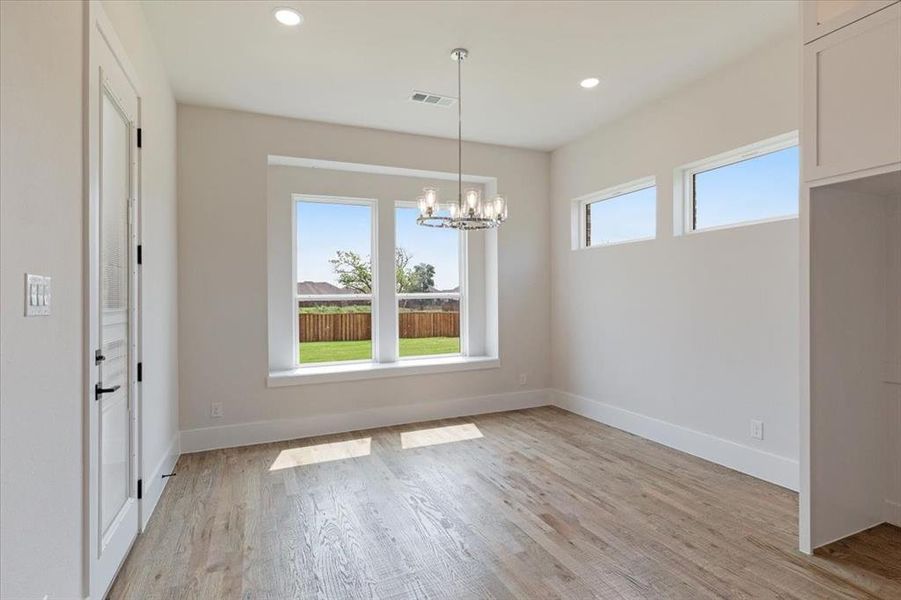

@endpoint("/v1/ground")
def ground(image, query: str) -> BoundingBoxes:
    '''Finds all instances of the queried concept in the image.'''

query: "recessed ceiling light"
[580,77,600,89]
[273,7,303,27]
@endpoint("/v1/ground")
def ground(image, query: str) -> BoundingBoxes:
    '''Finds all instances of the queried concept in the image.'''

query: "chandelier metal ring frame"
[416,48,509,230]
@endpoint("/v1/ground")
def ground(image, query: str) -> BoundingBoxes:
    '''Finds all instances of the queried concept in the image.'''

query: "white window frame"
[267,161,502,387]
[293,194,378,367]
[394,200,467,360]
[573,176,657,250]
[679,131,799,234]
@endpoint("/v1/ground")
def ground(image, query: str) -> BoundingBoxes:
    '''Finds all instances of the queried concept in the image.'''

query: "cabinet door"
[803,3,901,183]
[803,0,897,43]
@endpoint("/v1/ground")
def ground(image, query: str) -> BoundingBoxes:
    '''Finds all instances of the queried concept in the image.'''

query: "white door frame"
[85,2,143,597]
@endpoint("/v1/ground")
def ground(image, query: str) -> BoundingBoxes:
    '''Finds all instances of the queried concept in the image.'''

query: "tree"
[329,247,434,294]
[329,250,371,293]
[409,263,435,292]
[395,247,413,293]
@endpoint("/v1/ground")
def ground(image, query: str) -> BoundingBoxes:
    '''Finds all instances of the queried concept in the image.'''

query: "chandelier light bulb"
[494,195,507,220]
[448,203,459,219]
[465,189,480,211]
[423,187,438,209]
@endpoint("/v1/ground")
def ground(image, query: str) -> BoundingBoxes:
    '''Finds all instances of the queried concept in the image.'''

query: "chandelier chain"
[415,47,507,230]
[458,51,462,209]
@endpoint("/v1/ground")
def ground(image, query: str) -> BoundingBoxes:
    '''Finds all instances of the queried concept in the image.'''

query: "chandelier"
[416,48,508,230]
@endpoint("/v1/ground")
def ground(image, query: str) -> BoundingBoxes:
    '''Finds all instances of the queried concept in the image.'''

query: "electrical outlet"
[518,373,527,386]
[210,402,223,418]
[750,419,764,440]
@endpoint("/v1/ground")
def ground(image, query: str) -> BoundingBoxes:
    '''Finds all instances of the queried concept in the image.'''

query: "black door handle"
[95,383,121,401]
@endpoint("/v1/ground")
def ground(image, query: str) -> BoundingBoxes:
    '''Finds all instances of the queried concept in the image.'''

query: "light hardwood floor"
[110,407,901,599]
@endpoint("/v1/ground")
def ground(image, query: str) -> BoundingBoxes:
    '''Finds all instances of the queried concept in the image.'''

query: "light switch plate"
[25,273,51,317]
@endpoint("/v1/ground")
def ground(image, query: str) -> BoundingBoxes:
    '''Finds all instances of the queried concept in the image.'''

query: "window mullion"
[374,197,398,363]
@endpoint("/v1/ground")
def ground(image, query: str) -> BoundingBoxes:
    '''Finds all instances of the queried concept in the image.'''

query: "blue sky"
[395,206,459,290]
[588,186,656,245]
[694,145,798,229]
[296,202,459,290]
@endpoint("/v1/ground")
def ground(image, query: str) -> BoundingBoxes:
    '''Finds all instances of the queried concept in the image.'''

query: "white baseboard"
[886,499,901,527]
[140,435,180,530]
[550,390,799,491]
[180,388,550,453]
[178,388,801,492]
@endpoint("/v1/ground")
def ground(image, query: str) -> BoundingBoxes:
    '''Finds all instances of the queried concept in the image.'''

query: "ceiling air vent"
[409,90,456,107]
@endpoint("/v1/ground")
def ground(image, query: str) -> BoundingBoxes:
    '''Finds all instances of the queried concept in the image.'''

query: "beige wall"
[550,33,801,485]
[0,1,178,596]
[0,2,85,597]
[177,105,550,445]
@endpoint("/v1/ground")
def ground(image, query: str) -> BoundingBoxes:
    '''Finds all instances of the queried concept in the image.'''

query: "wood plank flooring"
[110,407,901,599]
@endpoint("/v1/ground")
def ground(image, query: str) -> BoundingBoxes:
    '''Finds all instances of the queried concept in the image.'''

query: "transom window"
[576,177,657,248]
[683,133,799,232]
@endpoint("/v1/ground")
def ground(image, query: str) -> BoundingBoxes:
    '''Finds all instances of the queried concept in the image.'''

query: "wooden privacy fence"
[398,311,459,340]
[299,311,459,342]
[299,312,371,342]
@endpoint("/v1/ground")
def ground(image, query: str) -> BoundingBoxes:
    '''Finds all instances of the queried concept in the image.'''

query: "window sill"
[574,235,656,251]
[682,214,798,236]
[267,355,500,387]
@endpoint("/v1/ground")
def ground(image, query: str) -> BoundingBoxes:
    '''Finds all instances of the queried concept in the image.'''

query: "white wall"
[101,0,180,530]
[0,2,85,597]
[0,1,178,596]
[550,33,801,488]
[887,195,901,526]
[177,105,550,451]
[808,186,891,546]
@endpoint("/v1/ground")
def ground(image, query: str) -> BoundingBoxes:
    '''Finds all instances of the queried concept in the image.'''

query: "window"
[295,198,375,365]
[684,133,799,232]
[395,204,462,358]
[577,177,656,248]
[273,174,499,385]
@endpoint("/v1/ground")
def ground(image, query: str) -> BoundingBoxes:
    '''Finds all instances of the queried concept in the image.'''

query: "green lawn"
[299,337,460,364]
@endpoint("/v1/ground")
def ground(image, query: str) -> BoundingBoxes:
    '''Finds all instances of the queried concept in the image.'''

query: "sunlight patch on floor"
[269,437,371,470]
[400,423,483,449]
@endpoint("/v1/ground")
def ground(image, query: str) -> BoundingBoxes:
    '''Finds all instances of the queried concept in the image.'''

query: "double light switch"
[25,273,51,316]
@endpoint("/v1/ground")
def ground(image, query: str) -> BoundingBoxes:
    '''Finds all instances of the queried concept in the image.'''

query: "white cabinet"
[803,2,901,183]
[803,0,897,43]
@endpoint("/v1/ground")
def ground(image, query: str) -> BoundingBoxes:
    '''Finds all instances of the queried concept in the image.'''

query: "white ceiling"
[142,1,796,151]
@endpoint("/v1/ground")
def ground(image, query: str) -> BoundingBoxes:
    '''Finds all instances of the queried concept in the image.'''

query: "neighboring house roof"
[297,281,354,295]
[297,281,460,295]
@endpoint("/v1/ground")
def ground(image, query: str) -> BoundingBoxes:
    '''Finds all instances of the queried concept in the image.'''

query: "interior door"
[89,43,141,598]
